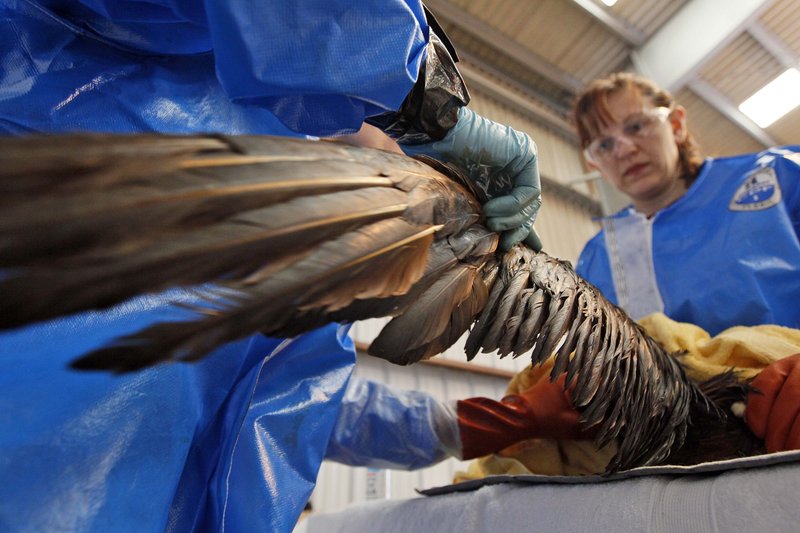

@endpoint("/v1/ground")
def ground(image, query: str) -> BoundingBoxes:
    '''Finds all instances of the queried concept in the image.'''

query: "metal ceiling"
[426,0,799,158]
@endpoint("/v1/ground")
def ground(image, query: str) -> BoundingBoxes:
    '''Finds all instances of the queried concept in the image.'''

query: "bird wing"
[0,133,722,472]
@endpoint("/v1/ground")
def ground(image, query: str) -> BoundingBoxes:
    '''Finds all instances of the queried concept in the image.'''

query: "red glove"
[746,353,800,453]
[456,375,590,460]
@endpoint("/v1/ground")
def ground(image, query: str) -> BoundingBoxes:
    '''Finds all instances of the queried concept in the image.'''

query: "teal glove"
[402,106,542,251]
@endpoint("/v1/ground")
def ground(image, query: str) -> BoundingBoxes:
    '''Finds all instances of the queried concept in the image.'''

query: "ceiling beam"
[747,21,799,68]
[424,0,584,93]
[570,0,646,47]
[688,78,778,147]
[630,0,771,92]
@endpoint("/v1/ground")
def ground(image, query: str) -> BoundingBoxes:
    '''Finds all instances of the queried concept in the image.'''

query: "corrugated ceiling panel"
[760,0,800,56]
[675,87,766,157]
[462,0,540,38]
[556,22,630,83]
[443,0,624,89]
[619,0,799,149]
[442,23,575,110]
[699,32,784,104]
[766,105,800,146]
[512,1,599,58]
[611,0,690,37]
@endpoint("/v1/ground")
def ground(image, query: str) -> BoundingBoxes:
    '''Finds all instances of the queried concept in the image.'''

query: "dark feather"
[371,264,487,365]
[512,288,549,355]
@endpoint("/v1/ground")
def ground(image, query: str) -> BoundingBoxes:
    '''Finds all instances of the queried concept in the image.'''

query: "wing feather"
[1,133,733,473]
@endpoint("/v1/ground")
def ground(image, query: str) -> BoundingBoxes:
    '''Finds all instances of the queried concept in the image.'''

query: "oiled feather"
[0,187,409,329]
[72,219,436,371]
[370,264,485,364]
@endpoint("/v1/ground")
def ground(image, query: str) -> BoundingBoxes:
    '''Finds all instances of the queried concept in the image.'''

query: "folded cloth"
[455,313,800,481]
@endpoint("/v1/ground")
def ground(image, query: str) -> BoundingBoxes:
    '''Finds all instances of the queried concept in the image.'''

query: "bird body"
[0,133,755,472]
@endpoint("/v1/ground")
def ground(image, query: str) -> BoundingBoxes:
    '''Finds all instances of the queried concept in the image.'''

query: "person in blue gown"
[0,2,557,531]
[572,71,800,455]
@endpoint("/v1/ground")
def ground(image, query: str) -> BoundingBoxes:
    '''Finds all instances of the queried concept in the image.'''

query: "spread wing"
[0,133,727,472]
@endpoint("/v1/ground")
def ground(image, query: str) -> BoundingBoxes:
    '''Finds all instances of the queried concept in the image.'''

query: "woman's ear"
[670,105,688,143]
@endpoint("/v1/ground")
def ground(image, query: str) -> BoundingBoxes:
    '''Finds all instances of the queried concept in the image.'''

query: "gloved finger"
[482,186,541,218]
[497,225,542,253]
[504,137,540,189]
[498,225,531,252]
[485,204,536,232]
[747,354,800,439]
[765,363,800,452]
[522,227,542,252]
[512,158,540,188]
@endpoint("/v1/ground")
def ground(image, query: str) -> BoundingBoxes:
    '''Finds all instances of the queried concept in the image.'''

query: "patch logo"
[729,166,781,211]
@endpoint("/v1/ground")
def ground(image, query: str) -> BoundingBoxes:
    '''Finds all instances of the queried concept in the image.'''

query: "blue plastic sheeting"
[577,147,800,336]
[0,0,432,530]
[0,0,427,136]
[0,290,355,532]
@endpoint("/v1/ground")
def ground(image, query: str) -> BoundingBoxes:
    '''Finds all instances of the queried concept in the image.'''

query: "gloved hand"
[746,353,800,453]
[401,106,543,252]
[456,375,590,460]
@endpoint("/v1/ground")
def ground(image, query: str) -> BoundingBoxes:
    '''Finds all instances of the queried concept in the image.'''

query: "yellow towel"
[454,313,800,482]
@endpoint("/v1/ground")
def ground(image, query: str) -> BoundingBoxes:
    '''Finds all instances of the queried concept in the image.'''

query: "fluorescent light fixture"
[600,0,618,5]
[739,68,800,128]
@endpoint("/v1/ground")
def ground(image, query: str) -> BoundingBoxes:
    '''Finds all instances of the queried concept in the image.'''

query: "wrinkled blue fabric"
[577,147,800,336]
[0,0,427,136]
[0,0,433,531]
[326,377,457,470]
[0,291,355,533]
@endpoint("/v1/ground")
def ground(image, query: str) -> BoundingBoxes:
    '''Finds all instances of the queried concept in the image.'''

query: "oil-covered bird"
[0,133,759,472]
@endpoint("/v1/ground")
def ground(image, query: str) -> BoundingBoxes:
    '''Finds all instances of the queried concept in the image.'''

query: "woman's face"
[586,88,688,214]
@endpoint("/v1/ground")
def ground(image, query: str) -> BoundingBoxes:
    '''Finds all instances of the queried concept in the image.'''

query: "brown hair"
[573,72,704,186]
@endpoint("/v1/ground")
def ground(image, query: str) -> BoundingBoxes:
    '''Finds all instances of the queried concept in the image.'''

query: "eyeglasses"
[583,107,672,164]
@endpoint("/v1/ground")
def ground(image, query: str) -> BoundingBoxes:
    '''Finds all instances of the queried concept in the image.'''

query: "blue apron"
[577,147,800,335]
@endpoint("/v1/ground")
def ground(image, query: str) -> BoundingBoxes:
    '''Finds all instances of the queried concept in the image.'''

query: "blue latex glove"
[402,106,543,251]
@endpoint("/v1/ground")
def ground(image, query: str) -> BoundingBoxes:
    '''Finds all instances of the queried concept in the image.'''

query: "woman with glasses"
[574,72,798,333]
[573,72,800,453]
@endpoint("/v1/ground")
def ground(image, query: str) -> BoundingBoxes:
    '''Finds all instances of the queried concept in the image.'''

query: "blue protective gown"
[576,147,800,336]
[0,1,438,531]
[0,0,426,136]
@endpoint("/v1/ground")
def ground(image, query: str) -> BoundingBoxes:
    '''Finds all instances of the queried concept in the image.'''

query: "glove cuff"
[431,400,463,460]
